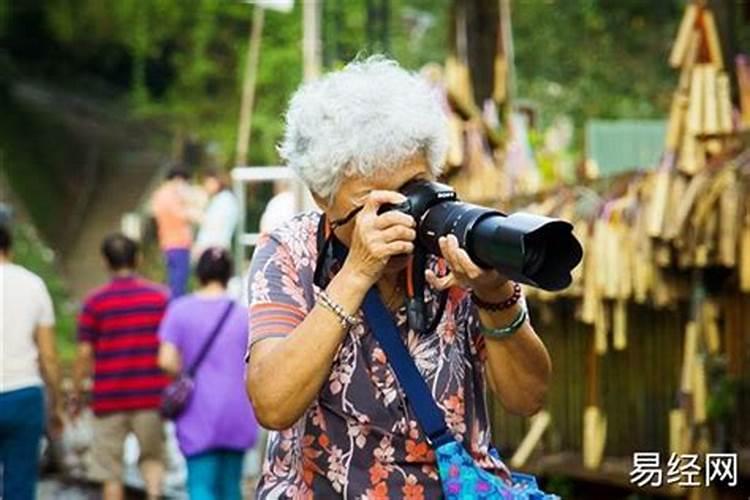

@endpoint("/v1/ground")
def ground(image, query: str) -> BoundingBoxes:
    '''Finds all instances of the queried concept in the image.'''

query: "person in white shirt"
[259,180,297,233]
[194,169,240,259]
[0,223,64,500]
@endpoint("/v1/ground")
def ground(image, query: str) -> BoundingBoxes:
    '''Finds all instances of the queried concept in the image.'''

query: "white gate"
[231,166,315,276]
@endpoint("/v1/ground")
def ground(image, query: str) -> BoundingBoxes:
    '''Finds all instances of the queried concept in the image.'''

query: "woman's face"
[317,154,432,273]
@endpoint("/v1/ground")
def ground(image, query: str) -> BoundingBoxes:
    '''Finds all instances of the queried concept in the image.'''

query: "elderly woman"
[245,57,552,499]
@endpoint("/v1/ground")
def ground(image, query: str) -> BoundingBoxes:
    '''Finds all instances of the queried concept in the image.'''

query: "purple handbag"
[160,301,235,419]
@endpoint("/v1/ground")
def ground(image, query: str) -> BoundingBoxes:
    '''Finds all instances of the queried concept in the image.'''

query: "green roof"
[585,119,666,176]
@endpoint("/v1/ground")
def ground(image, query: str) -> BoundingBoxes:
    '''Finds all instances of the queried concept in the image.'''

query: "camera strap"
[313,213,448,336]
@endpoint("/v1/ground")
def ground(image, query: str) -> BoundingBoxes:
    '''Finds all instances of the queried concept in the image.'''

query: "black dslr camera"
[380,180,583,292]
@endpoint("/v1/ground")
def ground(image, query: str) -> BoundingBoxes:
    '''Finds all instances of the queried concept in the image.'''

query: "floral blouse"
[247,212,511,499]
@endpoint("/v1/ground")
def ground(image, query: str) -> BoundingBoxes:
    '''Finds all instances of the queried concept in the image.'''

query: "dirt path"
[62,151,163,300]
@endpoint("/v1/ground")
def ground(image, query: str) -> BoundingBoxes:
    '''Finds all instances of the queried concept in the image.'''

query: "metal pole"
[233,173,247,278]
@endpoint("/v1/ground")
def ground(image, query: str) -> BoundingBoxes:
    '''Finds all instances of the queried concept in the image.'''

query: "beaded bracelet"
[318,290,358,329]
[471,282,522,311]
[479,307,528,340]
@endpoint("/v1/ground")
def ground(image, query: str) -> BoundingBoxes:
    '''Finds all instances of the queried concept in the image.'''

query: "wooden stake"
[583,406,607,469]
[510,411,551,468]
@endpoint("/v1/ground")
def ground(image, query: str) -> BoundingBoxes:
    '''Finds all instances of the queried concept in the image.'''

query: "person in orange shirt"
[151,168,196,298]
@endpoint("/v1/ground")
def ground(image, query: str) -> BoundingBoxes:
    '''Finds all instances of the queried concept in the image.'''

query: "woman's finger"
[379,225,416,244]
[362,190,407,215]
[448,235,484,280]
[374,211,415,230]
[439,236,468,278]
[381,240,414,257]
[425,269,457,290]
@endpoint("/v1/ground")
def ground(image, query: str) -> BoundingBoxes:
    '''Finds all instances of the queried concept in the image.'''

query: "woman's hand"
[426,234,509,301]
[343,190,417,287]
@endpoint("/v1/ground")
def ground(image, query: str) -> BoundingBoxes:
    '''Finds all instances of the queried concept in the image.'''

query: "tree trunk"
[452,0,500,106]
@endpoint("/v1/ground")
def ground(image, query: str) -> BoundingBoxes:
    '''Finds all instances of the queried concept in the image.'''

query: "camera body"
[380,180,583,291]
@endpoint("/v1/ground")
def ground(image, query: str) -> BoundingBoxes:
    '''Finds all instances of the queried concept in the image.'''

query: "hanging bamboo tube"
[702,64,719,135]
[702,299,721,354]
[680,321,699,393]
[669,409,688,456]
[678,30,700,93]
[740,205,750,292]
[669,3,699,68]
[737,55,750,128]
[687,65,705,135]
[717,72,733,134]
[613,299,627,350]
[648,170,671,236]
[693,356,708,424]
[718,170,739,267]
[702,9,724,69]
[594,301,608,355]
[665,92,689,152]
[663,173,688,241]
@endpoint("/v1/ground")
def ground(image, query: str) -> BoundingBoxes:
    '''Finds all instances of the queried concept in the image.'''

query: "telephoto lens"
[382,180,583,291]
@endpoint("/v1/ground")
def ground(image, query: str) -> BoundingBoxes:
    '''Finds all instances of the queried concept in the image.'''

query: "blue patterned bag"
[435,440,558,499]
[362,289,560,500]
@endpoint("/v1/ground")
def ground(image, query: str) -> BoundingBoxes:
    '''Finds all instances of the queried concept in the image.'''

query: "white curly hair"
[278,56,449,200]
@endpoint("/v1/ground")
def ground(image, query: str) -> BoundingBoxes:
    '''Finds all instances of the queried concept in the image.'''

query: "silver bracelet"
[318,290,358,329]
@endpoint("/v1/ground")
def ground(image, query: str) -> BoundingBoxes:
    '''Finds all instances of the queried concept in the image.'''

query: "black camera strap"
[313,214,448,336]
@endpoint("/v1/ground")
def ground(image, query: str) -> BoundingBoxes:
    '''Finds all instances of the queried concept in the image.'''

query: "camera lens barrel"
[419,201,583,291]
[384,180,583,292]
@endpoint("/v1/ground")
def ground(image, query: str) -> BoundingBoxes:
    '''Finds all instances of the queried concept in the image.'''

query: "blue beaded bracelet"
[479,307,528,339]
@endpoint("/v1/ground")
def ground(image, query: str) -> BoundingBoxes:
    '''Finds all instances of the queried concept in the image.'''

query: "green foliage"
[11,224,77,361]
[707,375,738,422]
[4,0,748,165]
[513,0,683,132]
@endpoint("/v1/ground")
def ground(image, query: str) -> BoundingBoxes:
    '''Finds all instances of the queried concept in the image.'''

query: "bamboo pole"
[303,0,322,82]
[235,6,266,166]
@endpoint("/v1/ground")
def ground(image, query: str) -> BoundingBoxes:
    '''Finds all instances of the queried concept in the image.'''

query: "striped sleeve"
[246,234,309,356]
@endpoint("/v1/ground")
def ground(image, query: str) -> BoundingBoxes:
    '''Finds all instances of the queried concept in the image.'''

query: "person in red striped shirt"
[72,233,169,500]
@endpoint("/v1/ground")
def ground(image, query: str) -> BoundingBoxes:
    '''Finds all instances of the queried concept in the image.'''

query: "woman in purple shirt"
[158,248,258,500]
